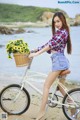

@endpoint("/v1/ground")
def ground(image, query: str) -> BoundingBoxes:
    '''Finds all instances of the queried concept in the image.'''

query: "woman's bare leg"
[58,78,66,96]
[58,78,77,118]
[36,70,61,120]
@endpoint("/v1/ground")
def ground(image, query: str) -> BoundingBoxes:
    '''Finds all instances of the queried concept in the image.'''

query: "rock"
[0,26,14,34]
[0,45,4,48]
[69,14,80,26]
[0,26,26,34]
[27,30,33,33]
[74,22,79,26]
[15,28,26,34]
[41,12,54,25]
[75,14,80,25]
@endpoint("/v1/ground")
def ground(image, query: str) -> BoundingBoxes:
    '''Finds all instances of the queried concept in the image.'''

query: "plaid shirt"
[38,29,68,54]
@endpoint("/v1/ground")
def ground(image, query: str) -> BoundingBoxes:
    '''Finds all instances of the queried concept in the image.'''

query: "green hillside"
[0,3,67,22]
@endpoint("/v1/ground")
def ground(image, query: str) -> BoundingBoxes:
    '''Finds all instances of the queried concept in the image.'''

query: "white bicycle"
[0,58,80,120]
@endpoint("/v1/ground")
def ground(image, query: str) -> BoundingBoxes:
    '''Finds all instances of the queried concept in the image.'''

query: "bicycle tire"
[0,84,30,115]
[62,88,80,120]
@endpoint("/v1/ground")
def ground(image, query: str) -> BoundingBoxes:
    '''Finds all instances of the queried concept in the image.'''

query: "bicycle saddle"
[59,69,71,76]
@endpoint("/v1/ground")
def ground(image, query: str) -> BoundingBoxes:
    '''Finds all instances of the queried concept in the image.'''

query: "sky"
[0,0,80,18]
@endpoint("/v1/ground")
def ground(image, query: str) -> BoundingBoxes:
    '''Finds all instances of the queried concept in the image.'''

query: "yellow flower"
[6,39,30,59]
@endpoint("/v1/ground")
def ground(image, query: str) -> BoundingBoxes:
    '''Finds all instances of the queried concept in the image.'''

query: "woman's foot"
[71,108,78,119]
[68,99,77,119]
[67,98,77,119]
[36,111,45,120]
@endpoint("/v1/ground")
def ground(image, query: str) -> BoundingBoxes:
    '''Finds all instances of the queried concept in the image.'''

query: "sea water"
[0,26,80,83]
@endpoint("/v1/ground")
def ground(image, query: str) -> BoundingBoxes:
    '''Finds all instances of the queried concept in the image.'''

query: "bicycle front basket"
[13,53,31,67]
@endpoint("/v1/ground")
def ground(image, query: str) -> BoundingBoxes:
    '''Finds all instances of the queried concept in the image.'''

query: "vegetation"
[0,3,67,22]
[6,39,30,58]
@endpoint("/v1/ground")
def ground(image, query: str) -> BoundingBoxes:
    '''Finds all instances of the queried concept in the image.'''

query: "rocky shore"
[0,18,80,35]
[0,12,80,35]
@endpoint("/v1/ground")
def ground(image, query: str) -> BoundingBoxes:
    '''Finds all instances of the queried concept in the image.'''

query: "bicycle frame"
[50,79,77,108]
[19,64,77,109]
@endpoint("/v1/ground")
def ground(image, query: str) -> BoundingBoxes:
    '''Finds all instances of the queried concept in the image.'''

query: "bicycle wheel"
[62,88,80,120]
[0,84,30,115]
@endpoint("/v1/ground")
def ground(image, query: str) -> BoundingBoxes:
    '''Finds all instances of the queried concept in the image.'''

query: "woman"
[29,12,72,120]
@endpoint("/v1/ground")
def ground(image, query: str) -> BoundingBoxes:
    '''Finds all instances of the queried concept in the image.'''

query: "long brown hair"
[52,12,72,54]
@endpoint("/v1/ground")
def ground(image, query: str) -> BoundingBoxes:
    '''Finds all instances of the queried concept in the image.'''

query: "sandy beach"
[0,75,80,120]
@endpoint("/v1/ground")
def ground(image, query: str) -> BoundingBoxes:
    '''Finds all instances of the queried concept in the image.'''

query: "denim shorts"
[51,52,69,71]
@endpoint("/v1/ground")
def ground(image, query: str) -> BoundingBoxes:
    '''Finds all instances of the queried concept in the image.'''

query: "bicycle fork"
[13,83,25,102]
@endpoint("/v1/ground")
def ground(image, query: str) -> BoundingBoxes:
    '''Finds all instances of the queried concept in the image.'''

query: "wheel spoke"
[62,88,80,120]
